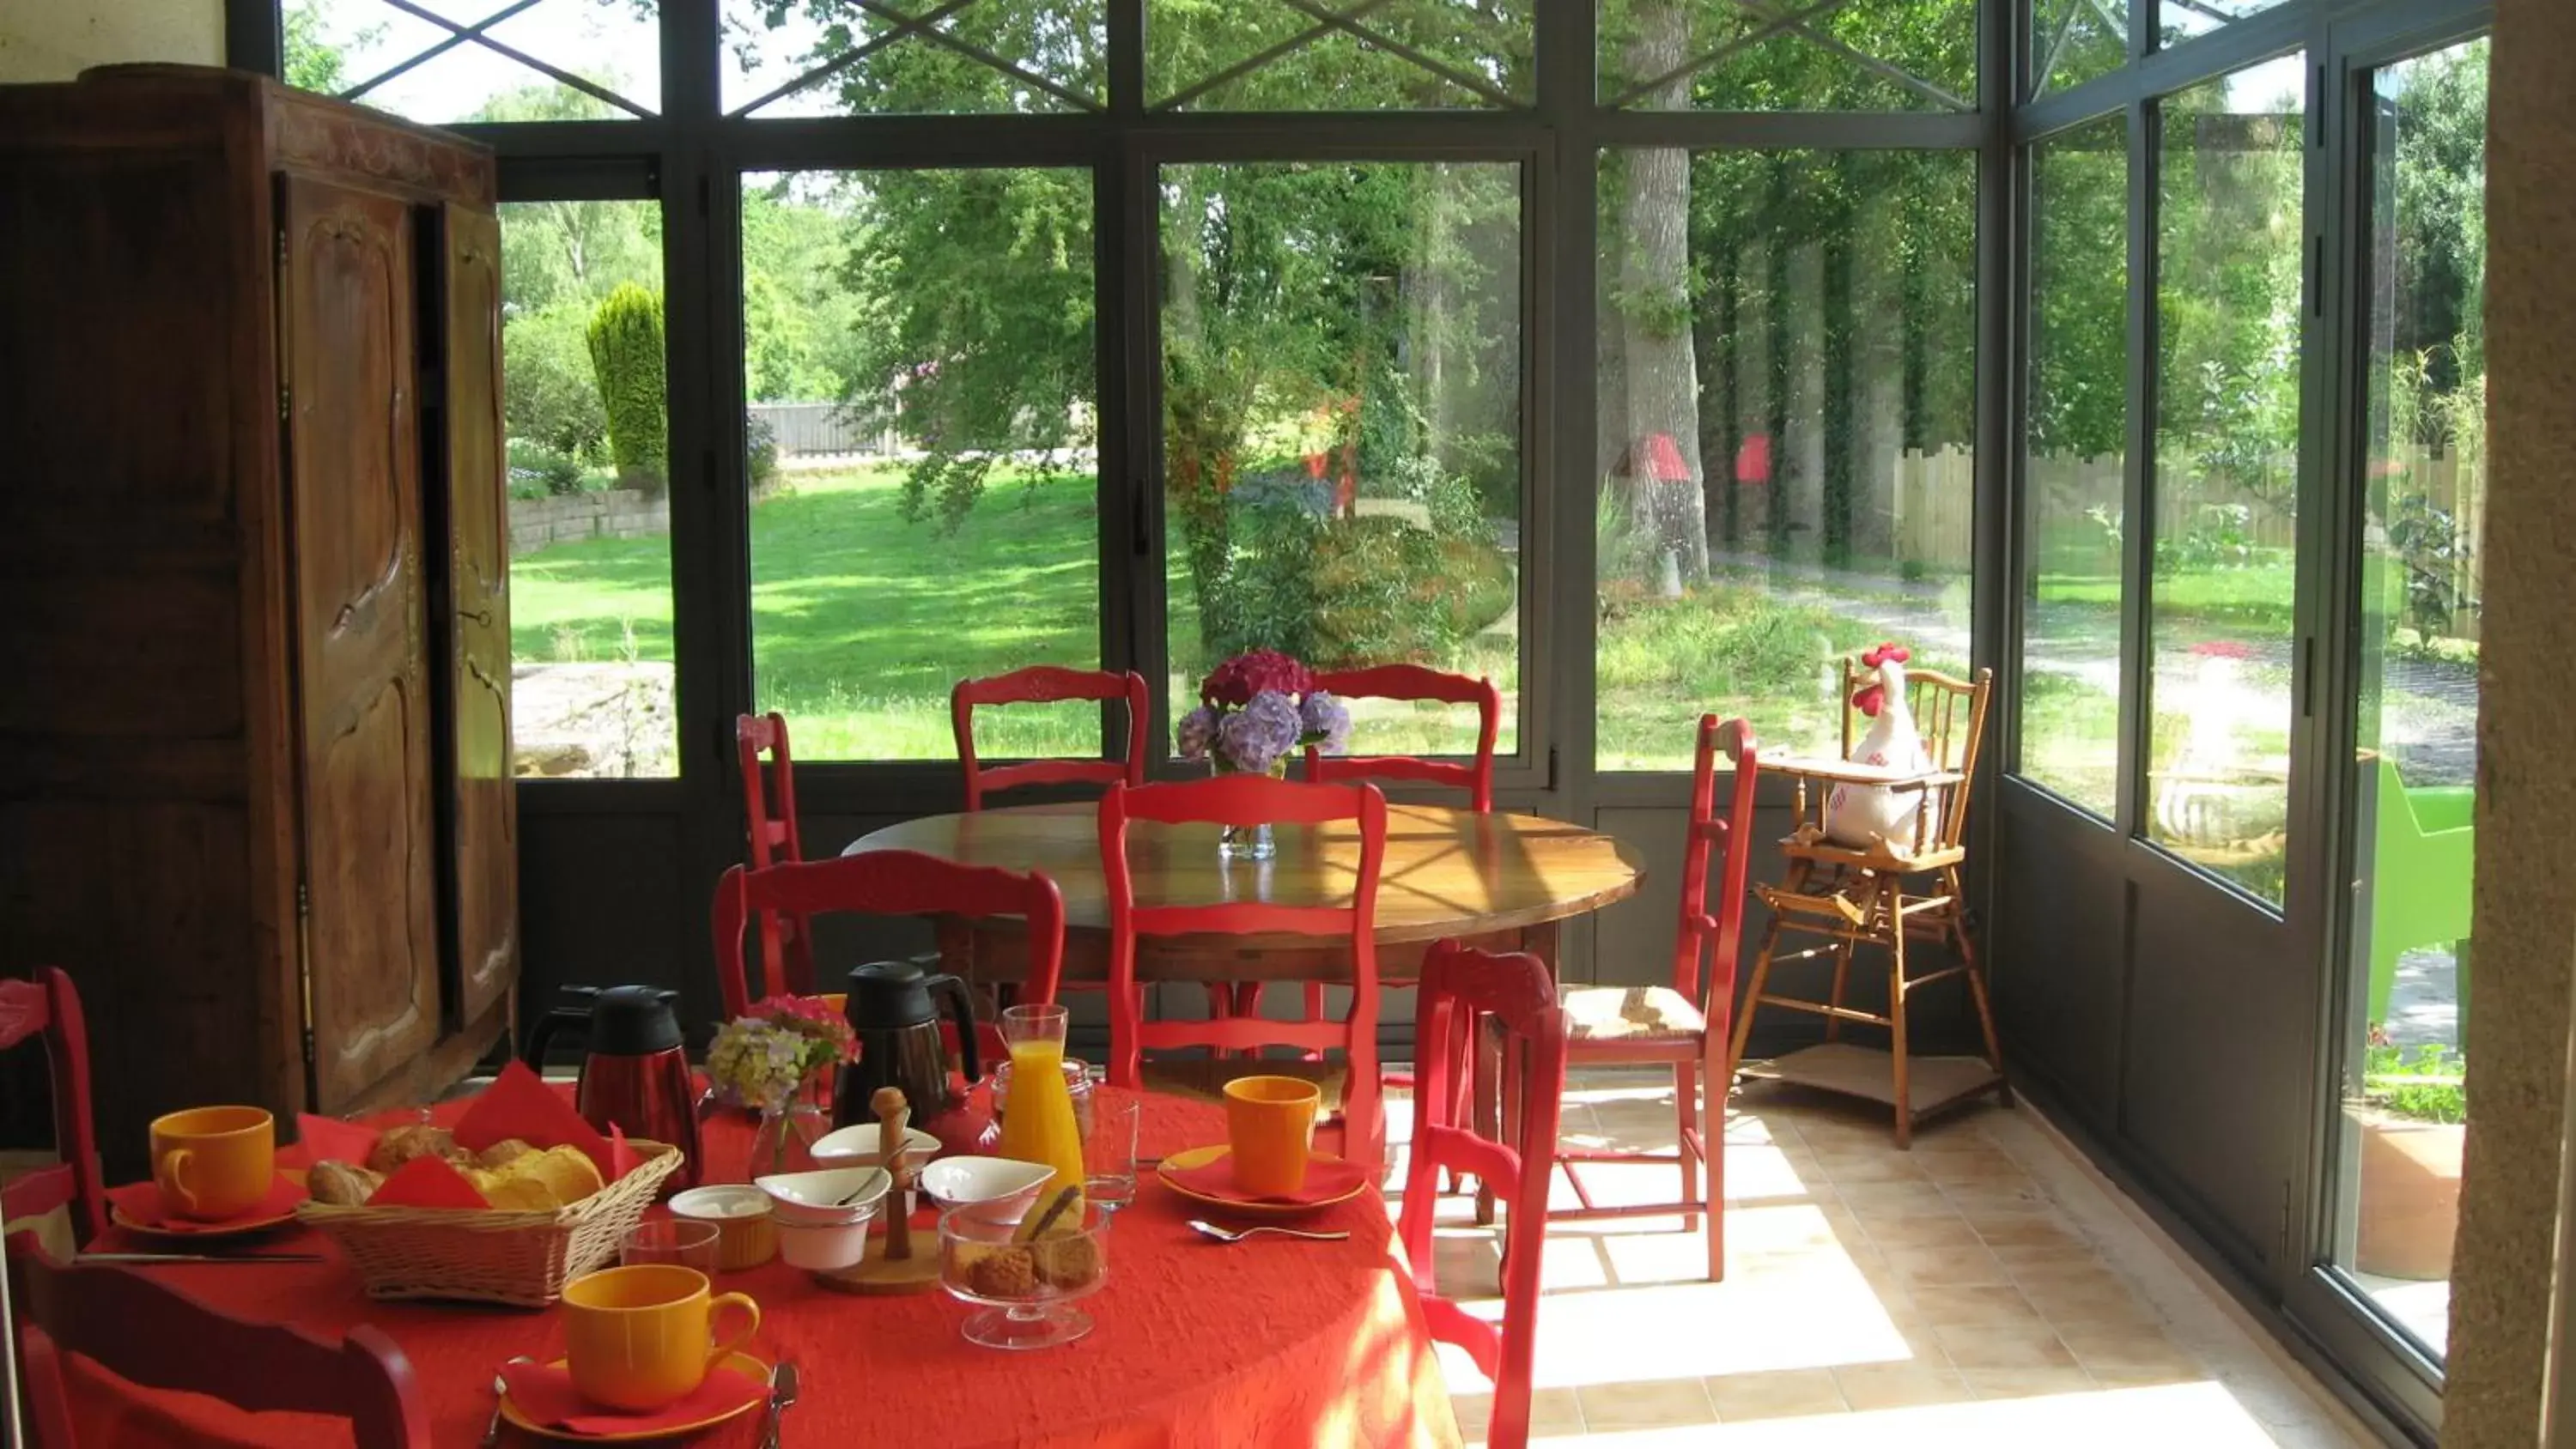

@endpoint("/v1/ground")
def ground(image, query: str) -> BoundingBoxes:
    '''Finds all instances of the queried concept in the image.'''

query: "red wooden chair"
[0,967,106,1250]
[1099,775,1390,1166]
[714,850,1066,1028]
[737,712,816,997]
[952,666,1151,811]
[1552,716,1759,1281]
[1286,664,1501,1077]
[1302,663,1502,812]
[1400,942,1566,1449]
[9,1235,434,1447]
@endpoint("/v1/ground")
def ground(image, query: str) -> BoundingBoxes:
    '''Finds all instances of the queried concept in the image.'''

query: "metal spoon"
[479,1355,537,1449]
[1187,1218,1351,1244]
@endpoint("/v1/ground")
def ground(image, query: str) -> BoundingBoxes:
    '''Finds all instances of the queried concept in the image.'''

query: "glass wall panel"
[2146,57,2305,901]
[2330,35,2488,1363]
[1159,162,1524,758]
[2031,0,2129,95]
[1597,0,1975,112]
[499,199,678,778]
[2162,0,2294,49]
[1147,2,1533,110]
[286,1,660,120]
[2019,116,2128,816]
[744,170,1103,761]
[721,1,1104,117]
[1595,149,1977,771]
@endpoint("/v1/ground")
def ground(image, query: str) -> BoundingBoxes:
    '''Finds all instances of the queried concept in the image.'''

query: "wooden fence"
[749,398,899,458]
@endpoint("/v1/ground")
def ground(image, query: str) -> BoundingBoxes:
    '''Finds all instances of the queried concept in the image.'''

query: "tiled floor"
[1392,1069,2375,1447]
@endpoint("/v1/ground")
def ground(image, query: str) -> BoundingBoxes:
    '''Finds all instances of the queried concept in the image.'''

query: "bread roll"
[466,1143,607,1211]
[474,1137,540,1170]
[307,1160,383,1206]
[366,1124,458,1174]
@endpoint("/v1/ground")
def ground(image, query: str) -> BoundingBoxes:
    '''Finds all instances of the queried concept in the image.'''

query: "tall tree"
[1607,2,1711,585]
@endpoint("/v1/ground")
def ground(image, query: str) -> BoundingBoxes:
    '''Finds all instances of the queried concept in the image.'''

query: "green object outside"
[2365,755,2475,1031]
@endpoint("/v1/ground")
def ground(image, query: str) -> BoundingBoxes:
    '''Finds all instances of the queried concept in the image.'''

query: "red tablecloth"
[63,1088,1460,1449]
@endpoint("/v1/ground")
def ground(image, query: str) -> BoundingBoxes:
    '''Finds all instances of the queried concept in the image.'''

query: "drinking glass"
[620,1218,721,1271]
[1083,1093,1140,1211]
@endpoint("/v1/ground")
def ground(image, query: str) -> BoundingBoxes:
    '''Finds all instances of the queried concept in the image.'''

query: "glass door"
[2324,33,2488,1366]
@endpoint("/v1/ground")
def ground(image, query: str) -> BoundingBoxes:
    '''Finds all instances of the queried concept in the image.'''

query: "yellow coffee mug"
[149,1106,276,1221]
[1222,1075,1321,1196]
[562,1264,761,1412]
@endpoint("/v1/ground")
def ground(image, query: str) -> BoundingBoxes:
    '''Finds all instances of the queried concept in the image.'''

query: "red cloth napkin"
[106,1175,306,1230]
[453,1062,637,1179]
[282,1113,380,1171]
[366,1155,490,1210]
[499,1360,766,1436]
[1165,1151,1369,1206]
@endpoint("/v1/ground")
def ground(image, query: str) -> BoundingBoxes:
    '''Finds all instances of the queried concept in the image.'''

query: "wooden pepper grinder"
[820,1085,942,1294]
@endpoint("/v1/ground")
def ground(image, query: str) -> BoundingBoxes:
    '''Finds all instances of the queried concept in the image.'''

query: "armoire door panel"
[440,202,519,1028]
[281,175,440,1109]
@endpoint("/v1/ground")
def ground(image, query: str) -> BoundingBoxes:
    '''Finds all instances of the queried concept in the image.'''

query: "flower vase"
[745,1070,832,1180]
[1215,758,1289,861]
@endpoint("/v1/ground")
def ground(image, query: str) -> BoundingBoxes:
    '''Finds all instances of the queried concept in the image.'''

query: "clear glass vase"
[744,1070,832,1180]
[1214,757,1287,861]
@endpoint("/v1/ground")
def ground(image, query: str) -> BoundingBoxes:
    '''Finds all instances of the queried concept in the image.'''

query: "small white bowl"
[917,1156,1054,1209]
[667,1185,778,1271]
[810,1123,942,1169]
[756,1166,891,1228]
[776,1216,871,1271]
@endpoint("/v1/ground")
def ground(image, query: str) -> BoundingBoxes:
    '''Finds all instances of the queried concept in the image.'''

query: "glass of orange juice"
[991,1004,1087,1203]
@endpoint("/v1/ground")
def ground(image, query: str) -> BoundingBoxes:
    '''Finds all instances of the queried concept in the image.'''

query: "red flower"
[1200,650,1314,708]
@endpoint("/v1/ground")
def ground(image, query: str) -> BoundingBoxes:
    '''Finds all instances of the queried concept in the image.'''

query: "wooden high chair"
[1725,658,2005,1146]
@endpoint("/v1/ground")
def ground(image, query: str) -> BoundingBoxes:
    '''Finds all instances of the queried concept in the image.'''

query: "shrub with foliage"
[1195,499,1513,671]
[747,413,781,492]
[505,300,608,462]
[586,282,668,496]
[2363,1038,2465,1125]
[507,438,586,498]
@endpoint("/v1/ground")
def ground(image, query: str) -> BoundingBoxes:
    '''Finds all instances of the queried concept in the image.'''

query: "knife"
[759,1360,800,1449]
[79,1252,326,1264]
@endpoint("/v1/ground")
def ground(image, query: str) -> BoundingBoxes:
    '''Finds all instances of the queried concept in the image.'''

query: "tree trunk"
[1612,0,1710,585]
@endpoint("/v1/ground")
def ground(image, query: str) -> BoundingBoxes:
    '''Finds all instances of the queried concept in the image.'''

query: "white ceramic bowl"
[810,1123,942,1170]
[756,1165,892,1228]
[776,1216,872,1271]
[918,1156,1054,1209]
[666,1185,778,1271]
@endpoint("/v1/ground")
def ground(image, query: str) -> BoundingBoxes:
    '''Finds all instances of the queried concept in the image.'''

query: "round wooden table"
[842,802,1647,984]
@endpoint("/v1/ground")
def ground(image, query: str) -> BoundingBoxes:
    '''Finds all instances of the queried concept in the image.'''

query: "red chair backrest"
[1400,942,1566,1449]
[0,968,105,1249]
[714,851,1067,1019]
[952,667,1151,811]
[1303,664,1500,812]
[1097,776,1388,1144]
[1676,717,1760,1025]
[737,712,813,994]
[8,1235,434,1447]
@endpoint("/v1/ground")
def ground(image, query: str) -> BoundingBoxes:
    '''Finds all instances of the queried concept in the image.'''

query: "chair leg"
[1886,890,1914,1151]
[1673,1059,1701,1233]
[1821,929,1860,1044]
[1946,870,2010,1106]
[1703,1041,1727,1282]
[1727,913,1787,1082]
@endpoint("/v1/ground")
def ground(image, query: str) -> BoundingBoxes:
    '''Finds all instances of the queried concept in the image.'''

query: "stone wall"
[2440,2,2576,1443]
[508,489,667,554]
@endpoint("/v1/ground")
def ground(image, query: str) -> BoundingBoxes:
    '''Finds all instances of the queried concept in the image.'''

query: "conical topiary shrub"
[586,282,668,496]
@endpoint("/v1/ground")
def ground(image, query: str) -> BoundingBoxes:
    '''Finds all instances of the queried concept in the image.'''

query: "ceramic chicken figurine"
[1823,642,1941,853]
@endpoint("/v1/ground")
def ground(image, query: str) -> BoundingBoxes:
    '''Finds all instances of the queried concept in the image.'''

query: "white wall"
[0,0,223,83]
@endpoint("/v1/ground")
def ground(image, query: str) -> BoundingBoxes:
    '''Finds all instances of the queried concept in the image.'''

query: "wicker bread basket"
[294,1141,683,1307]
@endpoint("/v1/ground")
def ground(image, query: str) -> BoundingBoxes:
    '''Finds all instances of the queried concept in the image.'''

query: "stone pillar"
[2442,3,2576,1444]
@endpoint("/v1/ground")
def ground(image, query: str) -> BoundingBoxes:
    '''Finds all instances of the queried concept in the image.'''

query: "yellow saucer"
[107,1203,301,1240]
[499,1351,770,1443]
[1156,1145,1370,1221]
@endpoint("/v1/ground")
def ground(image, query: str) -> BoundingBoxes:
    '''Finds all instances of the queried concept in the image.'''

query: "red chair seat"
[1560,985,1705,1045]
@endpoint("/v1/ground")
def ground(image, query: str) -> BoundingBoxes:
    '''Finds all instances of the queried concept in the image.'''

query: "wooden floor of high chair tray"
[1737,1042,2003,1119]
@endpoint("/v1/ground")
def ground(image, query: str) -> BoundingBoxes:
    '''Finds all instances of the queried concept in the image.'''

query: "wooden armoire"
[0,66,518,1175]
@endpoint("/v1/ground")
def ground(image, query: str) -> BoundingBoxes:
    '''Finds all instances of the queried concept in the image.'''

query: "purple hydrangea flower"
[1218,691,1303,774]
[1298,690,1352,755]
[1176,705,1218,761]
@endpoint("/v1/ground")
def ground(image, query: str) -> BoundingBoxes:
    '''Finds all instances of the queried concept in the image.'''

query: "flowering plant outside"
[1177,650,1352,776]
[708,996,856,1113]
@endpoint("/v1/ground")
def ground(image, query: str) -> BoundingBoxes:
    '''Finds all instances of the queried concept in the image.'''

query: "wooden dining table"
[64,1088,1461,1448]
[842,801,1647,986]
